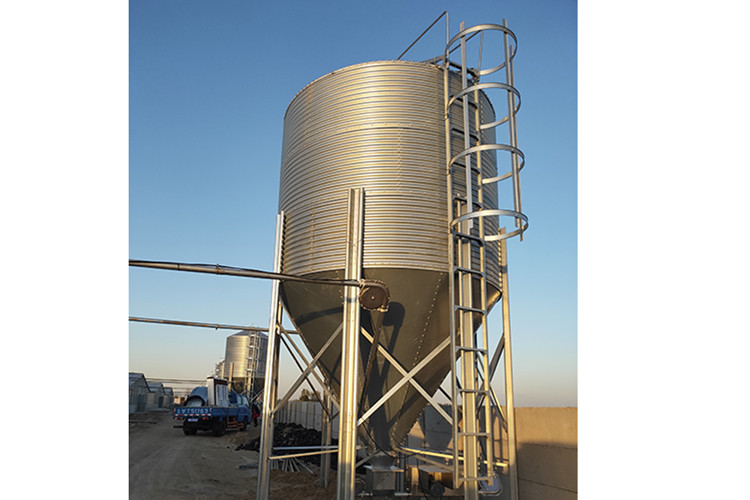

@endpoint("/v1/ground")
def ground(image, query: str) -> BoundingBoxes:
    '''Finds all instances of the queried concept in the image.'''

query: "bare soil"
[129,410,337,499]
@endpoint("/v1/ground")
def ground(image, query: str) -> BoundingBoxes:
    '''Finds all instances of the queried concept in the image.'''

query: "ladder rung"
[449,123,479,137]
[450,162,482,174]
[452,197,484,212]
[458,388,489,394]
[455,305,485,314]
[454,266,484,277]
[456,346,487,354]
[458,432,490,438]
[452,231,484,244]
[460,475,495,482]
[447,98,479,109]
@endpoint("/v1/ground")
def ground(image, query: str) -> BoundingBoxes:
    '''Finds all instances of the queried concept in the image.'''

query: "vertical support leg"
[319,391,332,488]
[257,212,285,500]
[499,233,519,500]
[337,188,364,500]
[443,28,461,488]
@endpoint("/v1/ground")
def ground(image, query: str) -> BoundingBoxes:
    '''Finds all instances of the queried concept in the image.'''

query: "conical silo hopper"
[278,60,501,452]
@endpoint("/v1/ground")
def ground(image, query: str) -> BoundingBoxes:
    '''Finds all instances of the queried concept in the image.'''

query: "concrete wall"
[513,407,577,500]
[406,406,577,500]
[276,401,577,500]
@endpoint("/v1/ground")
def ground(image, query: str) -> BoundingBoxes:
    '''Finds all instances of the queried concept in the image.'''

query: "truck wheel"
[239,417,248,432]
[212,419,227,437]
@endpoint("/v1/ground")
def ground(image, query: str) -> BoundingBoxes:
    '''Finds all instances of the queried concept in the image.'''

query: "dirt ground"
[129,410,337,499]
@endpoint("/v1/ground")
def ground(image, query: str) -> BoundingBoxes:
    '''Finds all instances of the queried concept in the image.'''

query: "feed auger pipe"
[129,259,390,311]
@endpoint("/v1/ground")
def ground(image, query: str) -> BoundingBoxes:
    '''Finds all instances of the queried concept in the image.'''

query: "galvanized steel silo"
[224,332,251,380]
[278,60,500,452]
[224,330,268,394]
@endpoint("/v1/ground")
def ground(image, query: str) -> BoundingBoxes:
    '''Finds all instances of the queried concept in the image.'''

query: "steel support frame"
[257,198,365,500]
[499,233,519,500]
[256,224,340,500]
[257,212,286,500]
[356,331,453,427]
[280,324,340,403]
[274,324,342,411]
[320,391,333,488]
[260,320,343,481]
[337,187,365,500]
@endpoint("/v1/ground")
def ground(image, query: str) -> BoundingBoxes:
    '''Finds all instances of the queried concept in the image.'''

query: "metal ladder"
[444,20,527,500]
[452,192,495,489]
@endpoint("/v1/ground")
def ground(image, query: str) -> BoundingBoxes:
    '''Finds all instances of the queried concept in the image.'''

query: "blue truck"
[173,377,252,436]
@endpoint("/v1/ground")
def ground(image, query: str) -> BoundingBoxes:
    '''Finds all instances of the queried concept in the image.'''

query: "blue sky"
[128,0,578,407]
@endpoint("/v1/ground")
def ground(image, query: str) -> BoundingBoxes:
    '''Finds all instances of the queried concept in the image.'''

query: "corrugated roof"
[147,381,164,392]
[129,372,148,388]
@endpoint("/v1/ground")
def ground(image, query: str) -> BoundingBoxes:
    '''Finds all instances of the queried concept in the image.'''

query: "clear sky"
[128,0,578,407]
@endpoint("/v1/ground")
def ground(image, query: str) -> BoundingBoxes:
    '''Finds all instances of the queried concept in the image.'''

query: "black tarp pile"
[236,422,338,467]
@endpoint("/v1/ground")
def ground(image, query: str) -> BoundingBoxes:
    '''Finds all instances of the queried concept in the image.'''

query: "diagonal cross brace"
[274,323,343,413]
[357,331,452,426]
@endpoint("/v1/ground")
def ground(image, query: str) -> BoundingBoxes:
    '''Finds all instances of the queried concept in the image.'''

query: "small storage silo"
[223,330,268,395]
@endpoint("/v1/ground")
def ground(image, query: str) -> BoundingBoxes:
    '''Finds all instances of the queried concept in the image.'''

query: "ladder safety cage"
[444,21,527,243]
